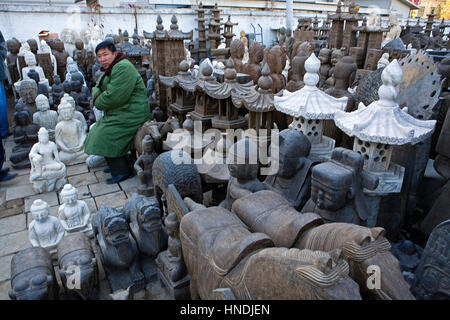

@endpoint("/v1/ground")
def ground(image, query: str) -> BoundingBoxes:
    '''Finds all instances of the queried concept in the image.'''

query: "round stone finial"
[303,53,320,87]
[182,114,194,132]
[179,60,190,72]
[156,15,164,31]
[258,63,273,91]
[224,57,237,81]
[378,59,402,106]
[199,59,213,77]
[170,15,179,30]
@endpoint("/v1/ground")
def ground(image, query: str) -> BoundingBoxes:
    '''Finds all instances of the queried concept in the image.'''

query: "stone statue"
[57,232,98,300]
[27,39,38,55]
[180,199,362,300]
[22,51,49,89]
[29,127,67,193]
[33,94,58,132]
[134,135,157,197]
[318,48,332,88]
[10,111,39,169]
[52,39,69,81]
[264,45,286,94]
[89,25,103,52]
[229,39,246,74]
[367,11,381,31]
[60,28,78,57]
[302,148,379,226]
[382,12,402,48]
[60,94,88,133]
[286,44,308,92]
[222,138,266,210]
[58,184,91,234]
[29,199,65,251]
[9,247,57,300]
[91,205,145,292]
[264,129,313,211]
[73,39,88,77]
[16,79,38,117]
[65,57,86,86]
[324,49,343,89]
[247,42,265,85]
[52,75,65,108]
[70,78,91,118]
[377,52,390,69]
[27,69,50,99]
[6,38,21,85]
[55,101,88,165]
[39,39,57,78]
[63,80,72,94]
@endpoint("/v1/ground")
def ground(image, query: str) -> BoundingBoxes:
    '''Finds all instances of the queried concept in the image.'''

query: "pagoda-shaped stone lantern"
[334,59,436,226]
[159,61,197,125]
[232,63,275,143]
[206,58,252,130]
[274,53,348,162]
[223,16,238,48]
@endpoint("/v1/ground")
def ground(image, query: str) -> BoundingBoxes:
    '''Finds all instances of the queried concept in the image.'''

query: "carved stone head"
[142,135,154,154]
[27,39,38,54]
[330,49,343,67]
[58,101,75,121]
[75,39,84,50]
[19,80,38,104]
[53,39,65,53]
[38,127,50,144]
[63,80,72,93]
[278,129,311,178]
[27,69,40,85]
[71,79,82,93]
[60,184,78,206]
[318,48,331,65]
[137,197,162,234]
[102,210,130,247]
[36,94,50,112]
[25,51,37,67]
[53,74,62,85]
[7,38,20,54]
[31,199,50,223]
[14,111,31,127]
[230,39,245,60]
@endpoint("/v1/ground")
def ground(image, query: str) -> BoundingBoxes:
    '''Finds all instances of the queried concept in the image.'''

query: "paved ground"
[0,134,142,300]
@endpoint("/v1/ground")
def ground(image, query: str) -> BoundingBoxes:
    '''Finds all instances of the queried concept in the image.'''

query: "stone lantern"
[223,15,238,48]
[274,53,348,162]
[334,59,436,226]
[159,61,197,125]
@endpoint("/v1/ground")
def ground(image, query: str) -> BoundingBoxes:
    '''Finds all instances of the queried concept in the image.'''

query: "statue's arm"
[134,156,143,174]
[52,143,62,162]
[54,126,69,152]
[82,202,91,225]
[28,223,40,247]
[55,220,65,243]
[229,183,253,200]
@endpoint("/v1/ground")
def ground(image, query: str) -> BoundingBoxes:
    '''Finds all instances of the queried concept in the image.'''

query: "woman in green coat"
[84,40,152,184]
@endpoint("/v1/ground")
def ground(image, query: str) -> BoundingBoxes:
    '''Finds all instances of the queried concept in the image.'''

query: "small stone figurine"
[29,199,66,252]
[134,135,157,197]
[58,184,92,235]
[33,94,58,132]
[52,75,65,108]
[29,127,67,193]
[10,111,39,169]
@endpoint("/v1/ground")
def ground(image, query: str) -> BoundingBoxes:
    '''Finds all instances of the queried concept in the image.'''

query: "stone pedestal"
[155,251,190,300]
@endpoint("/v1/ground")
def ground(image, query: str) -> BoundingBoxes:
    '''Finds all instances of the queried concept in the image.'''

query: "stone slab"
[119,175,140,191]
[0,174,30,188]
[0,214,26,237]
[0,230,31,257]
[84,197,98,215]
[24,191,59,213]
[67,172,98,187]
[95,191,127,210]
[0,206,23,219]
[94,170,110,183]
[5,184,35,201]
[0,255,13,282]
[0,281,11,300]
[90,165,108,173]
[88,181,120,197]
[8,167,30,177]
[67,163,89,177]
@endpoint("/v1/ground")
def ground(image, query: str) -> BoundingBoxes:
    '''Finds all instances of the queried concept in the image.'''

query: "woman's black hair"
[95,39,117,54]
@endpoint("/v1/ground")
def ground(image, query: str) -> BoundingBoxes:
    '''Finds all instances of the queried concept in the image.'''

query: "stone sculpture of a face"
[19,80,38,104]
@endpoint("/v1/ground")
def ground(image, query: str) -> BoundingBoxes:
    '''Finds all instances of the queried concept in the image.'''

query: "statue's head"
[331,49,343,66]
[19,80,38,104]
[277,129,311,178]
[75,39,84,50]
[71,79,82,92]
[390,12,399,26]
[230,39,245,60]
[137,197,162,234]
[40,40,51,54]
[14,111,31,126]
[318,48,331,65]
[60,184,78,206]
[123,30,129,42]
[58,101,74,121]
[100,207,129,247]
[62,93,76,109]
[38,127,50,144]
[227,138,259,181]
[7,38,20,54]
[63,80,72,93]
[31,199,50,223]
[36,94,50,112]
[142,135,154,154]
[164,212,178,238]
[54,39,65,52]
[240,30,246,38]
[27,69,40,85]
[24,51,37,67]
[311,161,353,211]
[27,39,38,54]
[53,74,61,85]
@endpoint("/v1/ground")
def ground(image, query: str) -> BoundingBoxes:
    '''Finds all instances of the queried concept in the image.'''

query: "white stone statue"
[89,25,103,52]
[382,12,402,47]
[29,199,65,251]
[60,93,87,132]
[367,11,381,31]
[39,40,58,76]
[185,47,192,67]
[65,57,86,85]
[377,53,390,69]
[81,28,92,47]
[242,46,250,65]
[60,28,78,57]
[29,127,67,193]
[58,184,92,235]
[55,101,88,165]
[22,51,49,89]
[33,94,58,131]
